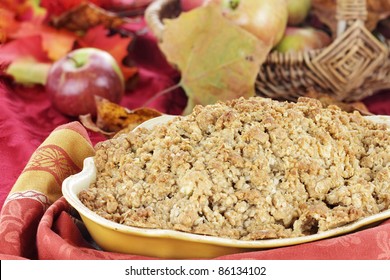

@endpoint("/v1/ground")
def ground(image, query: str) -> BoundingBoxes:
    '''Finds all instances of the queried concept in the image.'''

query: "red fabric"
[0,13,390,260]
[0,20,186,210]
[2,181,390,260]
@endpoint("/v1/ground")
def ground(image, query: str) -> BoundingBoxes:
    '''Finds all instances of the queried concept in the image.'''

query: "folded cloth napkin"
[0,122,95,259]
[1,121,390,260]
[0,9,389,260]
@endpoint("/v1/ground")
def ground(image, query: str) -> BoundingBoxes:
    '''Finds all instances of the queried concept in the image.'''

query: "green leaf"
[159,4,272,115]
[6,57,52,85]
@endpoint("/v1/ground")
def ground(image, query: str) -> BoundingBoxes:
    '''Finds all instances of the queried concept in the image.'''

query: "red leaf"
[11,22,76,61]
[0,0,46,22]
[0,35,51,84]
[78,25,137,80]
[40,0,103,17]
[0,8,19,43]
[0,0,32,18]
[0,35,49,64]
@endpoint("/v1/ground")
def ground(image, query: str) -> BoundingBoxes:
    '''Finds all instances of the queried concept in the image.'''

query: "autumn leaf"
[1,0,140,88]
[159,4,272,115]
[0,9,19,43]
[10,22,76,61]
[40,0,152,22]
[0,0,46,44]
[0,0,77,62]
[49,2,130,32]
[0,35,49,63]
[79,25,138,81]
[80,96,162,136]
[304,89,373,116]
[40,0,103,17]
[0,0,46,21]
[5,57,51,85]
[0,34,54,85]
[96,96,162,132]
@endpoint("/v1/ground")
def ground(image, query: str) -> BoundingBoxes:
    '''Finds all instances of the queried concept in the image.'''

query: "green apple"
[286,0,312,26]
[275,27,331,53]
[206,0,288,47]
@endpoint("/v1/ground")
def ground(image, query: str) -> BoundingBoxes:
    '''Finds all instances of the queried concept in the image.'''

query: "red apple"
[275,27,331,53]
[206,0,288,47]
[286,0,311,26]
[46,48,125,117]
[180,0,206,11]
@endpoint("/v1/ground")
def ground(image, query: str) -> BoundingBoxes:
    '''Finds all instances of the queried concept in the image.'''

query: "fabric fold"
[0,122,95,259]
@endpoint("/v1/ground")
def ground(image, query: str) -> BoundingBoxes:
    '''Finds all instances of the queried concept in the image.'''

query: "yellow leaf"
[5,57,51,85]
[159,4,272,115]
[80,96,163,137]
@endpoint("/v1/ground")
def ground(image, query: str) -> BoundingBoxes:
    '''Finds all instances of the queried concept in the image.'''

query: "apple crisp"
[79,97,390,240]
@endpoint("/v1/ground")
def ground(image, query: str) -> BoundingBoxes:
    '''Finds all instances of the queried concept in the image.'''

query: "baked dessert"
[79,97,390,240]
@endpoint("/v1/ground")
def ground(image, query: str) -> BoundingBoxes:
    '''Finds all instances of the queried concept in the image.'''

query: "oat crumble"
[79,97,390,240]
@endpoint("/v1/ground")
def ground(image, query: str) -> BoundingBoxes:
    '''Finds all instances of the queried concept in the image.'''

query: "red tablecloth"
[0,16,390,260]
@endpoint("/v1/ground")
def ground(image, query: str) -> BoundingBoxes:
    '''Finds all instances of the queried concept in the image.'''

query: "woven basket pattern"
[145,0,390,102]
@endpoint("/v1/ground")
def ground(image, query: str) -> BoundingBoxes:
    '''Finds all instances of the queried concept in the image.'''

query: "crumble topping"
[79,97,390,240]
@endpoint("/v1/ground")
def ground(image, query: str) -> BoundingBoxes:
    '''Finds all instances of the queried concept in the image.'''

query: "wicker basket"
[145,0,390,102]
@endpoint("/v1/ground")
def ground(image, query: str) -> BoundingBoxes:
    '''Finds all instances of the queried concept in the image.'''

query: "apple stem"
[229,0,240,10]
[67,56,83,68]
[142,83,181,107]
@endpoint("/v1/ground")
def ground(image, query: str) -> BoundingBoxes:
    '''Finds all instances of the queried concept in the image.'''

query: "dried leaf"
[50,2,130,32]
[370,0,390,11]
[367,0,390,23]
[159,4,271,115]
[41,0,152,19]
[304,90,373,115]
[79,114,114,136]
[80,96,163,137]
[349,102,374,116]
[96,96,162,131]
[40,0,102,17]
